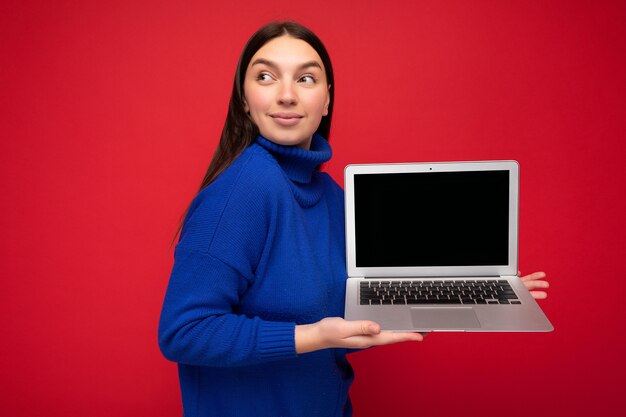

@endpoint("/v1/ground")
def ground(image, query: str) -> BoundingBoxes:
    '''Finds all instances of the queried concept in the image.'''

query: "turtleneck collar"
[255,133,333,207]
[255,133,332,183]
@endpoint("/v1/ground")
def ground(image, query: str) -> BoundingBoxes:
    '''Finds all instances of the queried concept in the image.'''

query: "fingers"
[520,272,549,299]
[335,319,381,337]
[352,322,422,341]
[524,279,549,290]
[348,331,423,347]
[520,271,546,282]
[335,320,424,348]
[366,322,381,335]
[376,331,423,344]
[331,319,425,349]
[530,290,548,299]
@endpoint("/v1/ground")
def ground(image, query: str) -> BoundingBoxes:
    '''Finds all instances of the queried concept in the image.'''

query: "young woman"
[158,21,549,417]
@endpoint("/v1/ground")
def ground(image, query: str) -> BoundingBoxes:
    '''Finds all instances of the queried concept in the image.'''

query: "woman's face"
[243,35,330,149]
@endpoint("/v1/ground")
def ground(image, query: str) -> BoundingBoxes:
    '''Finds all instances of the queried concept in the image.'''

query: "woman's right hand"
[295,317,424,354]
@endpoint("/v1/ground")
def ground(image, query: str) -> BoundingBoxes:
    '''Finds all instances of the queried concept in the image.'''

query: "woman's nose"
[277,82,297,105]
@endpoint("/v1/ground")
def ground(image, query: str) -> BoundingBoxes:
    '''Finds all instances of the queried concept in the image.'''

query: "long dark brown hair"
[172,21,335,245]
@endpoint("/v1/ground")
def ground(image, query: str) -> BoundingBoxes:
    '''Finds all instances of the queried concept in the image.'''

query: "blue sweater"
[158,134,353,417]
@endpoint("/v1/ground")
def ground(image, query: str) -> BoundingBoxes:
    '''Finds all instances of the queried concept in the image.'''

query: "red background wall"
[2,1,625,415]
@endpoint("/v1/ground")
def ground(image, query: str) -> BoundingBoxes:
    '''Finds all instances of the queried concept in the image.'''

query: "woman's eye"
[256,73,273,82]
[299,75,316,84]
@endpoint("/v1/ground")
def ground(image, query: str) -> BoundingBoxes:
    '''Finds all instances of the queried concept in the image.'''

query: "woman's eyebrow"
[250,58,322,71]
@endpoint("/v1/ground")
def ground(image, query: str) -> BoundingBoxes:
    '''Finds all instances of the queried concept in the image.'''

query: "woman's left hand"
[519,271,549,299]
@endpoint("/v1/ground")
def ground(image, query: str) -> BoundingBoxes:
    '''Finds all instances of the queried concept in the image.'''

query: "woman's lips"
[270,113,303,127]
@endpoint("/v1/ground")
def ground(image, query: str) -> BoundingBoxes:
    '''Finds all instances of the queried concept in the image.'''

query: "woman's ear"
[243,97,249,113]
[323,84,331,116]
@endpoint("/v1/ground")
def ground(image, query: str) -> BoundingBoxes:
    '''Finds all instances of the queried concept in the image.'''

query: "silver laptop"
[344,161,553,332]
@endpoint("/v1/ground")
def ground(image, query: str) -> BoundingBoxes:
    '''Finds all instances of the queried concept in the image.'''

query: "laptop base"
[344,276,553,332]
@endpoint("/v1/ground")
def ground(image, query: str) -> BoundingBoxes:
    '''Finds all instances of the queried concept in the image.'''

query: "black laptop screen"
[354,170,510,267]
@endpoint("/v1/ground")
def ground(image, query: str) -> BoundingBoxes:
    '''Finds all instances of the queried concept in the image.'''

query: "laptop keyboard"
[359,279,521,305]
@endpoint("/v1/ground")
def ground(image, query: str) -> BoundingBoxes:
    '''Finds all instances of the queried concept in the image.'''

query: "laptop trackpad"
[410,307,481,329]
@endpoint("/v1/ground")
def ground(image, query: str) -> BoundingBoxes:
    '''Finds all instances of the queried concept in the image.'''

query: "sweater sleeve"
[158,245,297,367]
[158,153,297,367]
